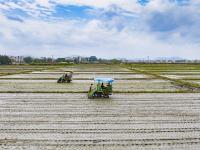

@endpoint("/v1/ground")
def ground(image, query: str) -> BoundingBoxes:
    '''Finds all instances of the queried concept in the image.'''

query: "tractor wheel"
[103,94,109,98]
[57,79,61,83]
[92,92,97,98]
[88,95,93,99]
[97,93,102,98]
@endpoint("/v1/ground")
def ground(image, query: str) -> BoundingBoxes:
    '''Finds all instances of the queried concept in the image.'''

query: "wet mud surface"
[0,64,199,149]
[1,93,200,149]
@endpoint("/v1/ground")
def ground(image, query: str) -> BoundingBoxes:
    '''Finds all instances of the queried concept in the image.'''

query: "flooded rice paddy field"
[0,64,200,149]
[1,93,200,149]
[0,64,180,92]
[163,74,200,79]
[41,64,131,72]
[0,79,168,83]
[0,65,51,74]
[185,80,200,84]
[159,72,200,75]
[0,73,151,79]
[0,80,179,92]
[130,64,200,89]
[33,71,134,74]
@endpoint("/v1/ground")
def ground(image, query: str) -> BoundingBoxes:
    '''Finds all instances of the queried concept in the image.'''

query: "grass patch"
[182,78,200,80]
[171,79,200,89]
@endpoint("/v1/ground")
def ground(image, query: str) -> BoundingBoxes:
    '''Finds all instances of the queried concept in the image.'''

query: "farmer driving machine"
[88,78,114,99]
[57,71,73,83]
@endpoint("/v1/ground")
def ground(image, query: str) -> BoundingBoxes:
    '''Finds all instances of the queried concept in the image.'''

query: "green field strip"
[125,65,200,91]
[182,78,200,80]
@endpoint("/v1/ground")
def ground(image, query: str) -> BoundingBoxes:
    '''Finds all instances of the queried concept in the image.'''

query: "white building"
[9,56,24,64]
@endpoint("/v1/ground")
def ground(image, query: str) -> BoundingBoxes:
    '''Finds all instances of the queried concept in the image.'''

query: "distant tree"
[110,59,121,64]
[33,58,44,63]
[56,58,66,62]
[98,58,109,64]
[89,56,98,62]
[24,57,33,64]
[0,55,12,65]
[74,58,79,64]
[46,58,53,63]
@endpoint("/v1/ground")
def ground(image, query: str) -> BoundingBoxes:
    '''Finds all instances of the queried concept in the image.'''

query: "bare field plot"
[1,93,200,149]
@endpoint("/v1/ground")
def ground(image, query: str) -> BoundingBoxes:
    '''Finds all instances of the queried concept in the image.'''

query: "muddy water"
[1,93,200,149]
[185,80,200,84]
[163,74,200,79]
[0,79,168,83]
[160,72,200,75]
[0,81,179,92]
[0,64,197,149]
[0,73,151,79]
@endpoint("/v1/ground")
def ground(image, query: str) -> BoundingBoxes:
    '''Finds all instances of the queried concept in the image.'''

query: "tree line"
[0,55,12,65]
[0,55,122,65]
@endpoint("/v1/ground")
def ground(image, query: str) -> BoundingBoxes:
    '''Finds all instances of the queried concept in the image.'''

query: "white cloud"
[0,11,199,59]
[55,0,141,12]
[0,0,200,59]
[35,0,51,8]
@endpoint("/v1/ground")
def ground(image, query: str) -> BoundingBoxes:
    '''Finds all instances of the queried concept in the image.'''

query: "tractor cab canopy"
[88,77,114,99]
[94,78,114,84]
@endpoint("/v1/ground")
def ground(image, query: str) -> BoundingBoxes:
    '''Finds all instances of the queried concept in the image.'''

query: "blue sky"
[0,0,199,59]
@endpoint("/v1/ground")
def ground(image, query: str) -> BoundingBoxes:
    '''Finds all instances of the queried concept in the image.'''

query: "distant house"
[80,57,90,63]
[65,56,91,64]
[174,60,187,63]
[9,56,24,64]
[65,57,74,63]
